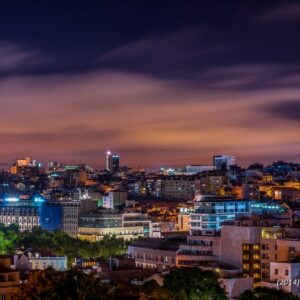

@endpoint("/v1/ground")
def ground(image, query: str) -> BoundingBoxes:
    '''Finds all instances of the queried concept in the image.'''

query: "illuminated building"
[64,165,80,188]
[177,209,191,231]
[0,256,20,300]
[102,191,127,209]
[219,223,300,288]
[261,262,300,297]
[9,158,43,178]
[105,151,120,173]
[29,256,67,271]
[61,201,80,238]
[176,234,221,268]
[186,165,216,174]
[0,196,79,235]
[16,157,31,167]
[242,182,260,200]
[160,176,201,201]
[40,196,97,238]
[40,202,63,232]
[213,155,236,170]
[128,238,179,270]
[0,197,42,231]
[77,212,152,241]
[177,195,252,270]
[190,195,252,233]
[200,170,228,195]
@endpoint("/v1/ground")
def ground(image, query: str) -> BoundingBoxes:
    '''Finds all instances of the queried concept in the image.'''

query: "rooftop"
[129,238,180,252]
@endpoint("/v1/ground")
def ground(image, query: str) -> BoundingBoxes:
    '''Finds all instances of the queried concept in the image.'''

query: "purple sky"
[0,1,299,169]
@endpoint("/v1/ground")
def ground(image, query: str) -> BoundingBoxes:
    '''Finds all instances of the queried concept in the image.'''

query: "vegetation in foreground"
[239,286,300,300]
[0,224,127,264]
[14,267,300,300]
[14,267,227,300]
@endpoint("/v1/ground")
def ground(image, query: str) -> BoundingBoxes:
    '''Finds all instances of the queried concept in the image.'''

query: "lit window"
[253,244,260,251]
[243,245,249,251]
[253,254,260,260]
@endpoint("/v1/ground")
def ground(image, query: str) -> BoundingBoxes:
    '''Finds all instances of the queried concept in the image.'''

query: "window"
[243,245,249,251]
[253,244,260,251]
[289,247,295,253]
[275,269,278,275]
[253,254,260,260]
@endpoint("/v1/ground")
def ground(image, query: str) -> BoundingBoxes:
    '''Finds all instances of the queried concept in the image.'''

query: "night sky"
[0,1,299,169]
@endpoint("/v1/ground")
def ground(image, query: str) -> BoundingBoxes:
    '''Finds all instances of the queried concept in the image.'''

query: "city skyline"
[0,1,299,168]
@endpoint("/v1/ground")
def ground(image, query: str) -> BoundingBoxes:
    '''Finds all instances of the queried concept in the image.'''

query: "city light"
[5,197,19,202]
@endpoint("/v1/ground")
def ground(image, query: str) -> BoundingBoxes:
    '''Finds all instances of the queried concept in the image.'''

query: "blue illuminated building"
[40,202,63,231]
[190,195,252,234]
[0,195,62,231]
[250,201,287,214]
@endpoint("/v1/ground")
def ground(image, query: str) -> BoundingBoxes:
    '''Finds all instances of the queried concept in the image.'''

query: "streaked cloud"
[0,66,299,168]
[261,100,300,122]
[257,2,300,22]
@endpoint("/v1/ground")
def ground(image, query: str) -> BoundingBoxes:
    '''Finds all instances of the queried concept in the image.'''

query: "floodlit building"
[77,211,151,241]
[29,256,67,271]
[213,155,236,170]
[0,197,43,231]
[128,238,179,270]
[102,191,127,209]
[261,262,300,296]
[186,165,216,174]
[160,176,201,201]
[106,151,120,173]
[190,195,252,234]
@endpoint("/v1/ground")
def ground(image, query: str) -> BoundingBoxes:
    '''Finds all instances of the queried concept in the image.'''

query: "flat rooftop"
[129,238,180,252]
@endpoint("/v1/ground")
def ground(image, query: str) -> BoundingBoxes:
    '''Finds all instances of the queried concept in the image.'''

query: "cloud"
[0,62,299,168]
[196,64,300,90]
[256,3,300,22]
[0,127,123,144]
[262,100,300,122]
[0,42,50,74]
[98,29,234,77]
[99,29,202,62]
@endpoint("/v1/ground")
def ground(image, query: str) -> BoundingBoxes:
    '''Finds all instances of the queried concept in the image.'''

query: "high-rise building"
[213,155,236,169]
[105,151,120,173]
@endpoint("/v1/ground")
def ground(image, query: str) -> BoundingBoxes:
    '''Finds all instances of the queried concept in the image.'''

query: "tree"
[14,268,109,300]
[0,224,127,265]
[142,280,173,300]
[239,287,300,300]
[163,267,227,300]
[0,223,19,254]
